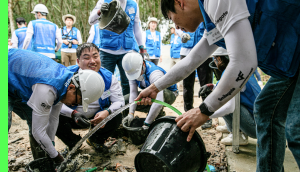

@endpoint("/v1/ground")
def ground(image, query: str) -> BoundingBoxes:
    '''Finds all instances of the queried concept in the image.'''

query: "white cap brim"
[82,101,88,112]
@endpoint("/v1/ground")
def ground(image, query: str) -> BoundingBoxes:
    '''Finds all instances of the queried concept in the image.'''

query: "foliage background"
[8,0,173,43]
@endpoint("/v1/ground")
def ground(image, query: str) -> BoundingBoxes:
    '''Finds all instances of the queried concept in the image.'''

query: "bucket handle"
[134,99,211,172]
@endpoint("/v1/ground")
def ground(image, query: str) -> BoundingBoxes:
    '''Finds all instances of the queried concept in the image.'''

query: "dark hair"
[76,43,100,59]
[161,0,176,19]
[65,17,74,21]
[16,17,26,25]
[216,55,229,72]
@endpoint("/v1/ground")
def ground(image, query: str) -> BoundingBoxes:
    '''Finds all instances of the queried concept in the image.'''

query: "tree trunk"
[8,0,15,34]
[146,0,154,17]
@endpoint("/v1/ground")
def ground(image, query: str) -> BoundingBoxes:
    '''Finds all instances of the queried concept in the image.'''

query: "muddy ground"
[8,93,227,172]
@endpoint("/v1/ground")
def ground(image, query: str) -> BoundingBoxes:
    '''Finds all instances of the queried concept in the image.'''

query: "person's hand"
[122,113,134,127]
[90,110,109,127]
[101,3,110,13]
[72,40,78,45]
[159,57,162,62]
[52,152,64,166]
[71,110,90,128]
[181,33,191,43]
[198,83,214,100]
[175,107,210,142]
[135,84,159,105]
[63,40,69,45]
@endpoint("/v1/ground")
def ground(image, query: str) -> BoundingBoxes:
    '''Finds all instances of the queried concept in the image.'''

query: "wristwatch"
[199,102,214,116]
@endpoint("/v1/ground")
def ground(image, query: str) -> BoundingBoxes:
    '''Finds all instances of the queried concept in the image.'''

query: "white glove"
[122,114,134,127]
[181,33,191,43]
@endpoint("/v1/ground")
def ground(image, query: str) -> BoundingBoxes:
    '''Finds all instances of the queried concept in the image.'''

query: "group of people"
[8,0,300,171]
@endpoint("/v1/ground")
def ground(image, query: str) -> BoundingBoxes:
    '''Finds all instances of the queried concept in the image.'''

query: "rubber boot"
[29,135,46,160]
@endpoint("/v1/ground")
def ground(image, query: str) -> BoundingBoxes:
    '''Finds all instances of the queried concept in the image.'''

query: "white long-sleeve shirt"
[60,28,83,53]
[129,70,165,124]
[88,0,144,55]
[27,84,62,158]
[154,0,257,114]
[175,29,192,56]
[87,25,96,43]
[60,75,124,118]
[23,20,63,59]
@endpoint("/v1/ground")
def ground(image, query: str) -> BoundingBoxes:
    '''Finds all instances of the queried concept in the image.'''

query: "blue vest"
[198,0,300,78]
[100,0,137,51]
[67,65,113,112]
[217,71,261,114]
[8,49,74,104]
[170,34,182,58]
[145,30,161,57]
[15,27,32,50]
[182,23,204,49]
[31,18,57,54]
[61,26,79,49]
[136,61,177,92]
[92,23,101,48]
[132,37,139,52]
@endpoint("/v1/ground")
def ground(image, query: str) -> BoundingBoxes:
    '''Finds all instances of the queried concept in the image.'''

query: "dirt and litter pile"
[8,96,228,172]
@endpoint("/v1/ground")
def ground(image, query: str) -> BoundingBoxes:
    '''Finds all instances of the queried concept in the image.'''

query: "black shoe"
[201,119,212,129]
[86,139,109,154]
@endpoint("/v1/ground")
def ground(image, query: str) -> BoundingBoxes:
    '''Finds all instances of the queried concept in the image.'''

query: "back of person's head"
[16,17,26,25]
[76,43,100,59]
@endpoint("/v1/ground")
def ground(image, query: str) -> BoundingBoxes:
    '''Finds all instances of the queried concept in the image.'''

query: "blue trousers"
[100,51,129,95]
[254,71,300,171]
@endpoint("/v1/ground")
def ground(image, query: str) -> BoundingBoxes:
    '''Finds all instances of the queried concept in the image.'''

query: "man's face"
[167,0,202,32]
[63,85,82,107]
[170,28,175,34]
[149,21,157,30]
[77,47,101,72]
[65,18,74,27]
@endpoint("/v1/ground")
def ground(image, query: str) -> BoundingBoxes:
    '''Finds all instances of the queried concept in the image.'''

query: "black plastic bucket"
[25,157,55,172]
[123,117,149,145]
[134,116,207,172]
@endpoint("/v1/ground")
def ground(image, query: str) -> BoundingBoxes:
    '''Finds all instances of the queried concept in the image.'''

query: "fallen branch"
[8,137,24,145]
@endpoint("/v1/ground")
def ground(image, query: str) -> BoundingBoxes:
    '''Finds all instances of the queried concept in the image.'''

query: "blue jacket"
[92,23,101,48]
[182,22,204,49]
[217,71,261,114]
[31,18,57,54]
[100,0,137,51]
[198,0,300,78]
[145,30,161,57]
[61,26,79,49]
[8,49,74,104]
[67,65,113,113]
[136,61,177,92]
[170,34,182,58]
[14,27,32,50]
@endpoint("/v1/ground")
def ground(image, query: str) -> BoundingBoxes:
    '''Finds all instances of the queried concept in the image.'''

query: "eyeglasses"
[72,88,80,106]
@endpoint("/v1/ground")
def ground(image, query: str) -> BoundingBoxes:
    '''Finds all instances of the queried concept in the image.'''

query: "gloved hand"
[122,114,134,127]
[198,83,214,100]
[71,110,90,128]
[181,33,191,43]
[52,152,64,167]
[101,3,110,13]
[142,125,149,130]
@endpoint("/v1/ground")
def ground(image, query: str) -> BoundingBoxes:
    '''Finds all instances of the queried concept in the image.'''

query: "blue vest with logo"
[31,19,57,54]
[170,34,182,58]
[92,23,101,48]
[100,0,137,51]
[145,30,161,57]
[67,65,113,112]
[136,61,177,92]
[198,0,300,78]
[217,71,261,114]
[15,27,32,50]
[61,26,79,49]
[182,22,204,49]
[8,49,74,104]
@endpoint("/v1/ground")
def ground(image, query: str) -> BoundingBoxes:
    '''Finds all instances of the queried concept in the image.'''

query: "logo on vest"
[64,78,72,87]
[37,47,46,49]
[218,88,235,101]
[236,71,245,82]
[215,11,228,24]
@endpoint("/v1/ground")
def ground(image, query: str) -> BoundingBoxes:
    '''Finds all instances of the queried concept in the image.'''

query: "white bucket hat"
[169,23,176,29]
[62,14,76,24]
[147,17,158,27]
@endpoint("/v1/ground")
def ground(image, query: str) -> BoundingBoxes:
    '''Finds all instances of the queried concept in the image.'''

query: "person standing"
[22,4,62,59]
[144,17,162,65]
[11,17,32,50]
[169,23,181,68]
[88,0,145,95]
[87,23,100,48]
[60,14,82,66]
